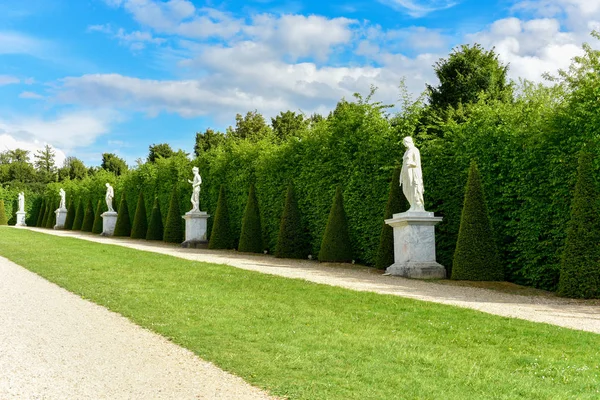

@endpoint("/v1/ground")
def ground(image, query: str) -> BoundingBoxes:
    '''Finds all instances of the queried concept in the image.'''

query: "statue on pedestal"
[59,188,66,210]
[399,136,425,212]
[188,167,202,212]
[105,183,115,212]
[18,192,25,213]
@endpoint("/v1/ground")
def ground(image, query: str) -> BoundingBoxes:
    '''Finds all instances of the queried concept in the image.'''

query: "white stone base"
[101,211,118,236]
[182,211,210,248]
[54,208,68,229]
[384,210,446,279]
[15,211,27,227]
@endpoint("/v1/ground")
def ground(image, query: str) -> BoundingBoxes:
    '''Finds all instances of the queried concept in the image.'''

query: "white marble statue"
[59,188,66,210]
[105,183,115,212]
[188,167,202,212]
[400,136,425,212]
[18,192,25,213]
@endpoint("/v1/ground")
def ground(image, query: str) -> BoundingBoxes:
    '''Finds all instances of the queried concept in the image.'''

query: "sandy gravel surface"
[0,255,275,400]
[21,227,600,334]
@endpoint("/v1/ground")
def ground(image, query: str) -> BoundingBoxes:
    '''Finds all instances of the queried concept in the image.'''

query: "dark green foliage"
[92,200,103,234]
[0,200,7,225]
[275,184,308,259]
[45,201,57,229]
[131,191,148,239]
[36,198,46,227]
[146,197,164,241]
[558,151,600,298]
[375,167,408,269]
[113,192,131,237]
[318,186,353,263]
[7,202,16,226]
[164,186,183,243]
[64,200,76,230]
[81,199,95,232]
[238,184,263,253]
[451,161,503,281]
[208,186,233,249]
[72,200,85,231]
[40,200,50,228]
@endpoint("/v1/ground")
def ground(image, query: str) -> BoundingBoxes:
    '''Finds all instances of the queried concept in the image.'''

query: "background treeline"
[2,34,599,292]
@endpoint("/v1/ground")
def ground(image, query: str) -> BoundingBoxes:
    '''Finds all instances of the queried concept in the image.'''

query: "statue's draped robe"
[400,146,424,211]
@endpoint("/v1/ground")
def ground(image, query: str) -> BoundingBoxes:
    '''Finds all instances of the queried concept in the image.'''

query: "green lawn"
[1,227,599,399]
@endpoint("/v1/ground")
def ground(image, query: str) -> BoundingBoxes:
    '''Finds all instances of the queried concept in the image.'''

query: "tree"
[59,157,87,181]
[271,111,307,141]
[558,150,600,298]
[92,200,103,234]
[275,184,308,259]
[101,153,128,176]
[451,161,503,281]
[34,144,57,182]
[72,200,85,231]
[64,200,76,230]
[0,200,7,225]
[238,183,263,253]
[164,186,183,243]
[208,186,234,249]
[81,199,95,232]
[113,193,131,237]
[131,191,148,239]
[194,128,225,156]
[148,143,175,163]
[318,186,353,263]
[227,110,272,141]
[146,197,164,241]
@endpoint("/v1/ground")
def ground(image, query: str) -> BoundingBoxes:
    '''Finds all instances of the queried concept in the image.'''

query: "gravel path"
[27,227,600,335]
[0,255,275,400]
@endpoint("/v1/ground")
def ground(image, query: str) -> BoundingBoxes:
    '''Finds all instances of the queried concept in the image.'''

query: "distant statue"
[105,183,115,212]
[188,167,202,212]
[18,192,25,213]
[400,136,425,212]
[59,188,66,210]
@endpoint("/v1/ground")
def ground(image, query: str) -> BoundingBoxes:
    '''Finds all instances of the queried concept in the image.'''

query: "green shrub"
[209,185,233,249]
[7,202,16,226]
[164,186,183,243]
[146,197,164,241]
[114,192,131,237]
[72,200,84,231]
[238,183,263,253]
[275,184,308,259]
[558,150,600,298]
[131,191,148,239]
[81,199,95,232]
[0,200,7,225]
[64,199,76,230]
[36,198,46,227]
[40,200,51,228]
[46,200,57,229]
[318,186,353,263]
[92,200,103,234]
[451,161,503,281]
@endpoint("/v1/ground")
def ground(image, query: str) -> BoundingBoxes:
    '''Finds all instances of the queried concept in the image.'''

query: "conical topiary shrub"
[238,183,263,253]
[46,200,57,229]
[0,200,8,225]
[81,199,95,232]
[64,199,76,230]
[131,191,148,239]
[451,161,503,281]
[375,166,408,269]
[558,150,600,298]
[209,186,233,249]
[72,200,85,231]
[36,198,46,227]
[113,193,131,237]
[164,186,183,243]
[318,185,353,263]
[7,201,16,226]
[40,200,50,228]
[275,183,308,259]
[146,197,164,241]
[92,200,103,234]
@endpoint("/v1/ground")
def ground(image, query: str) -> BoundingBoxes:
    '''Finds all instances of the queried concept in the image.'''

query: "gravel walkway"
[0,255,275,399]
[27,227,600,334]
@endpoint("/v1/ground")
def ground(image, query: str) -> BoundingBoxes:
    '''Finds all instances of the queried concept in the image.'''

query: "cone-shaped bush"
[209,186,233,249]
[72,200,84,231]
[64,199,76,230]
[92,200,103,234]
[318,186,353,263]
[375,167,409,269]
[275,184,308,259]
[81,199,95,232]
[46,200,57,229]
[146,197,164,241]
[164,186,183,243]
[131,191,148,239]
[7,202,16,226]
[40,200,50,228]
[113,193,131,237]
[0,200,8,225]
[238,184,263,253]
[36,198,46,227]
[558,150,600,298]
[451,161,503,281]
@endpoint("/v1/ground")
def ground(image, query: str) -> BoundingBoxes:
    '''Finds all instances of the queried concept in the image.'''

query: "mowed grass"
[1,228,599,399]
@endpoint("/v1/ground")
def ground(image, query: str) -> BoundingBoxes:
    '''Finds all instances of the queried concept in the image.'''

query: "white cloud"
[0,31,44,55]
[0,134,67,167]
[18,91,44,99]
[0,75,20,85]
[88,24,166,50]
[377,0,459,17]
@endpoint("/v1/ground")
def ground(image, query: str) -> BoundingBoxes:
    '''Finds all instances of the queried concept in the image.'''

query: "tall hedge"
[374,167,407,269]
[92,200,103,234]
[275,184,308,259]
[146,197,164,241]
[558,150,600,298]
[113,192,131,237]
[64,200,76,230]
[46,200,57,229]
[451,161,503,281]
[36,198,46,227]
[208,185,233,249]
[238,184,263,253]
[0,200,7,225]
[318,186,353,263]
[164,186,183,243]
[40,200,50,228]
[130,191,148,239]
[81,199,95,232]
[72,200,84,231]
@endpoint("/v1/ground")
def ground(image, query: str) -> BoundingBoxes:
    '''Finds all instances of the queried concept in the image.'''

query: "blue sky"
[0,0,598,167]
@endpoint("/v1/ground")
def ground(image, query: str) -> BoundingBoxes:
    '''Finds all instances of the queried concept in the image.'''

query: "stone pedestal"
[385,211,446,279]
[182,211,210,248]
[15,212,27,227]
[54,208,68,229]
[101,211,118,236]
